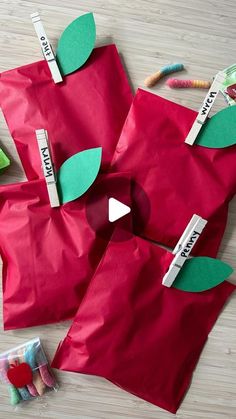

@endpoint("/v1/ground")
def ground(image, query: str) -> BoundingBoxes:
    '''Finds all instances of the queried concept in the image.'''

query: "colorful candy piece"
[24,344,37,370]
[144,63,184,87]
[39,365,56,388]
[166,78,211,89]
[36,346,56,388]
[27,381,39,397]
[8,385,21,405]
[24,343,39,396]
[17,386,32,400]
[0,358,21,405]
[33,371,46,396]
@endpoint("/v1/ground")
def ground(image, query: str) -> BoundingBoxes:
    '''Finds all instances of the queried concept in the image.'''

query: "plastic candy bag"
[0,338,58,405]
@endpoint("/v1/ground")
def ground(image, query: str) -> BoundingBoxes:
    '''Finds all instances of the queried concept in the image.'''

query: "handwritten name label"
[40,147,55,182]
[40,36,54,61]
[181,231,200,258]
[200,91,217,116]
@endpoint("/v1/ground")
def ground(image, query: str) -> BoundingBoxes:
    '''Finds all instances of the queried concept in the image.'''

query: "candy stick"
[24,344,41,396]
[0,358,21,405]
[167,78,211,89]
[38,365,56,388]
[17,386,32,400]
[24,344,46,395]
[33,372,46,395]
[7,385,21,405]
[144,63,184,87]
[25,344,37,369]
[36,347,56,388]
[27,382,39,397]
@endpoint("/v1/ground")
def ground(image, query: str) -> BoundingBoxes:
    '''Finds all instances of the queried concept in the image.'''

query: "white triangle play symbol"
[108,198,131,222]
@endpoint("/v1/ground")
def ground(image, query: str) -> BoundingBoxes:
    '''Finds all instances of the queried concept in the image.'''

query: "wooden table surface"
[0,1,235,418]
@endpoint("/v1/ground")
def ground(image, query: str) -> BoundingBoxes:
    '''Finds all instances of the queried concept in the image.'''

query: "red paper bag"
[0,173,131,330]
[52,232,235,413]
[111,89,236,257]
[0,45,132,180]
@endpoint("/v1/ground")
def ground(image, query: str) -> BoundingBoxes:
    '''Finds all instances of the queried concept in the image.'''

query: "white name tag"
[31,12,62,83]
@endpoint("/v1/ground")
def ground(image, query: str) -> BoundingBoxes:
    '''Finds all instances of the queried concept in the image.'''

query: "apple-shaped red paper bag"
[0,15,132,180]
[111,89,236,258]
[0,171,132,330]
[52,232,235,413]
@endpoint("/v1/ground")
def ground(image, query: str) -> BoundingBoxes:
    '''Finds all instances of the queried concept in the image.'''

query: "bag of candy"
[0,338,58,405]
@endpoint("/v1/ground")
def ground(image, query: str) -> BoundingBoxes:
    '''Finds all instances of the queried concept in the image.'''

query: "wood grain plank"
[0,1,235,418]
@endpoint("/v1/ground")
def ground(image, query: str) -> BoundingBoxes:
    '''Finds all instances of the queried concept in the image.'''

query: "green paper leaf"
[196,105,236,148]
[57,147,102,204]
[172,257,233,292]
[56,13,96,76]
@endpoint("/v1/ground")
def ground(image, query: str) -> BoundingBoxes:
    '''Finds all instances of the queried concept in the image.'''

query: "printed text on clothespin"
[31,12,62,84]
[162,214,208,287]
[35,129,60,208]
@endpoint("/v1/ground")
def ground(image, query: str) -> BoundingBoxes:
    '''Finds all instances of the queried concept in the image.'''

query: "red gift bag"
[0,173,131,330]
[52,231,235,413]
[111,89,236,257]
[0,44,132,180]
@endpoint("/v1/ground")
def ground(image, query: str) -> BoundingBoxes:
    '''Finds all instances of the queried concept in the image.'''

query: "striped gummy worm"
[36,347,56,388]
[167,78,211,89]
[39,364,56,388]
[144,63,184,87]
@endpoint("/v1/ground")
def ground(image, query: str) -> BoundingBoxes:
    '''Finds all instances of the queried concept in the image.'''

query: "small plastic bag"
[0,338,58,406]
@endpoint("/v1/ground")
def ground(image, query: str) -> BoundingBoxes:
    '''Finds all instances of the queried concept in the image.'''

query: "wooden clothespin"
[31,12,62,84]
[185,71,225,145]
[162,214,208,287]
[35,129,60,207]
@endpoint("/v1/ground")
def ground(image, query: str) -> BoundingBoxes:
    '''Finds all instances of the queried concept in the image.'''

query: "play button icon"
[108,197,131,222]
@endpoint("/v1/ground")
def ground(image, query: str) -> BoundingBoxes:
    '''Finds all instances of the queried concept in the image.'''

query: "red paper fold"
[52,232,235,413]
[111,89,236,257]
[0,173,132,330]
[0,44,133,180]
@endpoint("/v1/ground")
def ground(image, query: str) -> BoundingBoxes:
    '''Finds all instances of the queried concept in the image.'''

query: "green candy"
[8,385,21,405]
